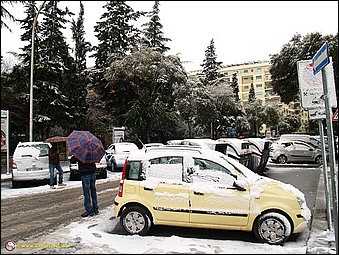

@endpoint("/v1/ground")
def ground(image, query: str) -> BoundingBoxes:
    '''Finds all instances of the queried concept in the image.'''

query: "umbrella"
[66,130,105,164]
[45,136,67,143]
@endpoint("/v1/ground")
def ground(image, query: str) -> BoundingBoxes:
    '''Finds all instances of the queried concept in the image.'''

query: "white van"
[11,141,56,188]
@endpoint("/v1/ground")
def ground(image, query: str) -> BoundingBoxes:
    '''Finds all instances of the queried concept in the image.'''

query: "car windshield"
[219,154,261,182]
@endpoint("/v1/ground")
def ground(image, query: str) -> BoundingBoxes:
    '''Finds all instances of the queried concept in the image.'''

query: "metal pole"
[29,1,45,142]
[321,63,338,253]
[318,119,332,230]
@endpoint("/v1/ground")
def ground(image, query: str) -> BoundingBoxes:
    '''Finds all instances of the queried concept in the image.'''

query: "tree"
[104,47,187,142]
[248,83,256,102]
[231,71,240,101]
[244,99,265,137]
[278,114,301,134]
[172,75,214,138]
[270,32,338,104]
[71,1,91,72]
[33,1,76,138]
[1,1,24,32]
[68,1,93,132]
[201,38,223,86]
[92,1,143,68]
[141,1,171,53]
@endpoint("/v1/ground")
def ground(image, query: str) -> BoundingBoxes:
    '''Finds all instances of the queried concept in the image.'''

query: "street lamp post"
[29,1,45,142]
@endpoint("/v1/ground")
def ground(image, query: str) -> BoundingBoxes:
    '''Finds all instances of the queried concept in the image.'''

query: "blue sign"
[312,42,329,75]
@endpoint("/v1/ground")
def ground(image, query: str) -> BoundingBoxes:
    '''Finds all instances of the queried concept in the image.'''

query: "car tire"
[253,212,292,245]
[315,155,322,165]
[120,206,152,236]
[277,155,287,164]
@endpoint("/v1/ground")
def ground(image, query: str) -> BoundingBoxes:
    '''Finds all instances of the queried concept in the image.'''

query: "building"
[190,60,309,135]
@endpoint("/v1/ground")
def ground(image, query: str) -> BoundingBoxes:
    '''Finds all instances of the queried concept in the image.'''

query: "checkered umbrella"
[66,130,105,163]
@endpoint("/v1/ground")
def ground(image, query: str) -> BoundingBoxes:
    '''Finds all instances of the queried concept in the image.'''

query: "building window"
[256,83,262,88]
[244,77,249,81]
[244,93,249,97]
[256,91,263,95]
[257,68,262,71]
[244,69,248,73]
[244,85,249,90]
[255,75,262,80]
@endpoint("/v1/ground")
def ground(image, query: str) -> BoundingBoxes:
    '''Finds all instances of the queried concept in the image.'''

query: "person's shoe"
[50,185,56,189]
[58,183,67,186]
[94,211,99,215]
[81,211,94,217]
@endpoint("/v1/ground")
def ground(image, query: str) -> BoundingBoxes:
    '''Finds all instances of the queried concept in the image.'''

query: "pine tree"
[201,38,223,86]
[92,1,143,68]
[231,71,240,101]
[71,2,91,72]
[141,1,171,53]
[33,1,76,138]
[68,1,92,131]
[248,82,256,102]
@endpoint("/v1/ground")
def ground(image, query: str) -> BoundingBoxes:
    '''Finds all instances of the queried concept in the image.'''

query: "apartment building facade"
[190,60,308,135]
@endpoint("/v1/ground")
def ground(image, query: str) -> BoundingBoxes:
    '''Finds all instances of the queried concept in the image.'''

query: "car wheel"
[277,155,287,164]
[253,212,292,245]
[315,155,322,165]
[120,206,152,236]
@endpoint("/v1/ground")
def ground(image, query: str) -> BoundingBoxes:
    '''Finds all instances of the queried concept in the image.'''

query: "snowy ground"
[1,166,336,254]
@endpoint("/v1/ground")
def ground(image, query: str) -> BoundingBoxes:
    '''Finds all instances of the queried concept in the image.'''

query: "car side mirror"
[233,180,247,191]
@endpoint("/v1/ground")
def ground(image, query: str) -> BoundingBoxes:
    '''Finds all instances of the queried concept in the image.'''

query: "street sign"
[312,42,329,75]
[297,59,336,109]
[333,109,338,121]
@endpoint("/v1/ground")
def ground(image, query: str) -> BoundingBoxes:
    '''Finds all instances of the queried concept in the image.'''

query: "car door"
[291,142,314,162]
[188,157,250,226]
[139,156,190,223]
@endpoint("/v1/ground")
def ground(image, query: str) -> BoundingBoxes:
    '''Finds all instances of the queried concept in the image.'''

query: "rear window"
[16,143,50,157]
[126,161,141,180]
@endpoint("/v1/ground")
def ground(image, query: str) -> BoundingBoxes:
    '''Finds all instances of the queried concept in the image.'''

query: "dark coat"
[49,145,60,165]
[70,156,96,176]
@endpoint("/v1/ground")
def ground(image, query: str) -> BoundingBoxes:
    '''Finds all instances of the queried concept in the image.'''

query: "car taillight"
[11,159,17,169]
[118,159,128,197]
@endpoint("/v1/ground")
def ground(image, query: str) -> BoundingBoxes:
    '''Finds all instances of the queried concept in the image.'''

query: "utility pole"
[29,1,45,142]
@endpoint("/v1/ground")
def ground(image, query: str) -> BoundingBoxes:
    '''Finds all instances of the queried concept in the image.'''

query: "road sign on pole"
[312,41,329,75]
[333,109,338,121]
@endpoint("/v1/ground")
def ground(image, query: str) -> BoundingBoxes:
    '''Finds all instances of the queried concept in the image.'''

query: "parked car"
[11,141,55,188]
[114,145,311,245]
[144,143,164,149]
[279,134,321,149]
[246,138,272,175]
[269,140,324,164]
[69,154,108,181]
[105,142,139,171]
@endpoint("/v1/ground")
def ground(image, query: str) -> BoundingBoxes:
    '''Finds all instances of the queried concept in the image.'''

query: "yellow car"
[114,145,311,245]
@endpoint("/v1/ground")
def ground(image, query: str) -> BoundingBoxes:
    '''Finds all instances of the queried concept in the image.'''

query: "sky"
[1,1,338,71]
[1,162,336,254]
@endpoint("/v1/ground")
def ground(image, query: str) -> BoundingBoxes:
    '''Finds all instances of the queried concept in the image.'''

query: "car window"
[126,161,141,180]
[17,143,50,157]
[192,157,235,186]
[144,156,183,181]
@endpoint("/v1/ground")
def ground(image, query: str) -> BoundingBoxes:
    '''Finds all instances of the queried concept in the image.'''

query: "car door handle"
[194,191,204,195]
[144,187,153,191]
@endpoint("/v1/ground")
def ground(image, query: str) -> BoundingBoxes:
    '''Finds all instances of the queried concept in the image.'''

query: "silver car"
[269,140,323,164]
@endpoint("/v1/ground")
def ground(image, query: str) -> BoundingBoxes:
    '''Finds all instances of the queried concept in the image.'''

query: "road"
[1,165,321,249]
[1,179,120,247]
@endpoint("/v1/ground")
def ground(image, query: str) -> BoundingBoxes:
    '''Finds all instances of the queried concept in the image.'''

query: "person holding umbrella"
[49,143,66,189]
[70,155,99,217]
[67,130,104,217]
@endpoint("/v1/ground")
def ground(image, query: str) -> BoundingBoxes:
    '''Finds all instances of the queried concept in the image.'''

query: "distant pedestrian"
[70,155,99,217]
[119,137,123,143]
[49,143,66,189]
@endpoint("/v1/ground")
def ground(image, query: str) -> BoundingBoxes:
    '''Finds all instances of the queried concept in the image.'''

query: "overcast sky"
[1,1,338,71]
